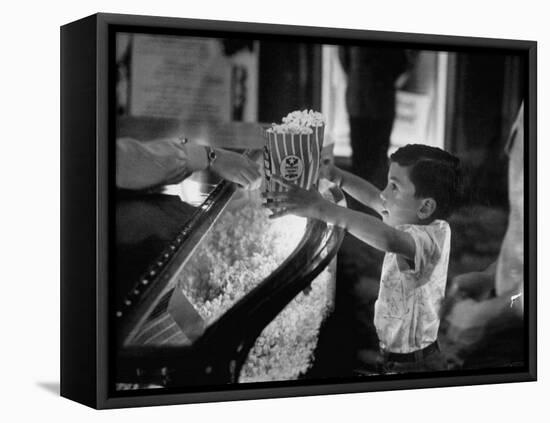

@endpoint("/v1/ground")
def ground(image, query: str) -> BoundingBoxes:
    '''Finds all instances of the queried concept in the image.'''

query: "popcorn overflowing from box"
[263,110,325,193]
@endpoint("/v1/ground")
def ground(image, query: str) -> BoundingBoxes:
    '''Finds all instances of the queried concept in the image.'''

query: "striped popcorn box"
[263,124,325,193]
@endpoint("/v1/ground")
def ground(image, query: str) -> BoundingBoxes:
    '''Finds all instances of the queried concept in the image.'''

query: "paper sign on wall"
[130,35,231,122]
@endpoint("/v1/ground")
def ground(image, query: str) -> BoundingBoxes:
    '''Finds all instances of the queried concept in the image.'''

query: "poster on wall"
[129,34,258,123]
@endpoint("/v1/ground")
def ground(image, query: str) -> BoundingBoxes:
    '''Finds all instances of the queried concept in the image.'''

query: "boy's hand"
[319,162,343,186]
[262,176,326,219]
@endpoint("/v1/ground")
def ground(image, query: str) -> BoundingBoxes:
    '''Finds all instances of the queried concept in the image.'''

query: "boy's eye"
[390,183,397,191]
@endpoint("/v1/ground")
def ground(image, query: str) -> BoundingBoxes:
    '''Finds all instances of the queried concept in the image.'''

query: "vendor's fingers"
[240,158,261,179]
[248,159,262,175]
[236,172,251,189]
[249,177,262,191]
[247,173,262,188]
[242,168,260,185]
[241,170,262,190]
[231,174,247,188]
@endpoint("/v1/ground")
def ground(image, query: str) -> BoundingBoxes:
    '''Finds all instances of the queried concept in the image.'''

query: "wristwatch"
[205,146,217,169]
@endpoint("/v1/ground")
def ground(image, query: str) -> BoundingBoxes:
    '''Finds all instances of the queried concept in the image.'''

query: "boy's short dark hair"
[390,144,462,220]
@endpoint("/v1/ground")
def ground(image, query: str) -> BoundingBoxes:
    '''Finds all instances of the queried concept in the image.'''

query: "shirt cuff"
[179,142,208,173]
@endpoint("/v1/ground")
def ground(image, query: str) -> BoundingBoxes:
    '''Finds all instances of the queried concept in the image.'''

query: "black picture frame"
[61,12,537,409]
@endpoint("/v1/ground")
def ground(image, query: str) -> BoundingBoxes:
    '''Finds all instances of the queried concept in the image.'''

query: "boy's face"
[379,162,426,227]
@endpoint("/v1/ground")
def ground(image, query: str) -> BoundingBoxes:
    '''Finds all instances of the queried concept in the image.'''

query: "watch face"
[207,147,217,166]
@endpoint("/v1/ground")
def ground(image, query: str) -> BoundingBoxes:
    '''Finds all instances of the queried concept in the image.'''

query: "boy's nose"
[380,190,386,201]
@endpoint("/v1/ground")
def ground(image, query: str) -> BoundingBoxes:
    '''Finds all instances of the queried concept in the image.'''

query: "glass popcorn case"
[114,159,345,390]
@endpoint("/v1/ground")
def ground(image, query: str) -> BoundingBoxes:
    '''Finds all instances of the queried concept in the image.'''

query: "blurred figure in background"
[338,46,410,189]
[441,102,525,369]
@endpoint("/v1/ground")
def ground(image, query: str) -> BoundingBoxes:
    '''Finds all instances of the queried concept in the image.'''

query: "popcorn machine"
[114,118,345,390]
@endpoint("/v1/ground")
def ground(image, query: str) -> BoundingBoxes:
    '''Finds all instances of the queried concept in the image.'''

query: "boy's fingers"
[271,175,294,189]
[270,201,293,208]
[262,200,286,209]
[268,209,290,219]
[261,192,288,201]
[263,201,280,210]
[268,204,300,218]
[263,204,295,216]
[262,202,278,210]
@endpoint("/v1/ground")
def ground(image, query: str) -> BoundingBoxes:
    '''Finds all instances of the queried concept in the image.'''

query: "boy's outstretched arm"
[324,165,384,214]
[326,204,415,259]
[263,176,414,259]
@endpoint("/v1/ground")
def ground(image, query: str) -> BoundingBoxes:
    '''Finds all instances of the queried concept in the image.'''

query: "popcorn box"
[263,118,325,193]
[263,125,324,192]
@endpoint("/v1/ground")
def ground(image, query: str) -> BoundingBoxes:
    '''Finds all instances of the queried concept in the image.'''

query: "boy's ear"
[417,198,437,220]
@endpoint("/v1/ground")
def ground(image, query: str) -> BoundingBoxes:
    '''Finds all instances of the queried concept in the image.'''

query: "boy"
[263,144,462,373]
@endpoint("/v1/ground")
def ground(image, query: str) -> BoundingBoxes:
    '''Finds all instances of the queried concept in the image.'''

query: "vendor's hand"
[211,149,262,190]
[261,176,326,219]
